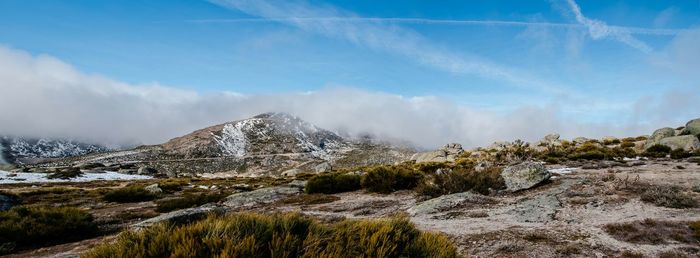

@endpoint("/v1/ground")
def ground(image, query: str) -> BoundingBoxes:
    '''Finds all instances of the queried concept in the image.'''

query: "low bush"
[46,168,83,180]
[416,167,505,198]
[690,220,700,239]
[620,142,636,148]
[640,185,697,209]
[361,166,423,194]
[643,144,672,158]
[670,148,692,160]
[157,179,190,193]
[0,206,98,255]
[603,219,696,245]
[103,186,158,203]
[305,173,361,194]
[413,162,451,174]
[84,213,460,258]
[155,192,228,213]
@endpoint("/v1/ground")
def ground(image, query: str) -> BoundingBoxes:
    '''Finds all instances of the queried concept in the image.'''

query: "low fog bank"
[0,46,697,150]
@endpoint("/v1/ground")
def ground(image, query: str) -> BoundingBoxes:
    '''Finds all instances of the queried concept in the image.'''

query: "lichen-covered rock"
[281,168,302,177]
[131,204,225,229]
[411,143,463,163]
[223,186,301,208]
[686,118,700,136]
[314,162,332,173]
[137,166,158,175]
[501,162,551,191]
[407,192,495,215]
[645,127,676,148]
[658,135,700,151]
[144,184,163,194]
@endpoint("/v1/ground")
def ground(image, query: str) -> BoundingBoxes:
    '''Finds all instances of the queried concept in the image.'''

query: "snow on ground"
[0,170,152,184]
[548,167,577,174]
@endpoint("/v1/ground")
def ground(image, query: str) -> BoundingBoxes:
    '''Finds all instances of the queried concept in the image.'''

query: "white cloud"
[2,45,696,150]
[208,0,571,95]
[563,0,653,53]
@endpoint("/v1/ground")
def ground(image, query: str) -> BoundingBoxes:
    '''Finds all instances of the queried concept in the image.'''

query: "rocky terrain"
[0,116,699,257]
[0,137,107,166]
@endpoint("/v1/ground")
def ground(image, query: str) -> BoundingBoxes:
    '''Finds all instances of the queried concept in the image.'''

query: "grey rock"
[144,184,163,194]
[411,143,464,163]
[572,137,590,144]
[509,194,561,223]
[281,168,302,177]
[287,180,307,189]
[77,162,105,170]
[686,118,700,136]
[137,166,158,175]
[658,135,700,151]
[407,192,495,215]
[132,204,225,229]
[223,186,301,209]
[0,193,16,211]
[544,133,560,142]
[474,161,491,172]
[314,162,332,173]
[501,162,551,191]
[645,127,676,148]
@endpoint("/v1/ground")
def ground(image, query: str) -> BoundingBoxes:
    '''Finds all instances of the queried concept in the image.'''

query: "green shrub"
[103,186,158,203]
[690,220,700,239]
[305,173,361,194]
[157,179,190,193]
[0,206,98,255]
[643,144,672,158]
[155,192,228,213]
[568,150,606,160]
[416,167,505,198]
[84,213,460,258]
[620,142,635,148]
[670,148,692,159]
[413,162,451,174]
[361,166,423,194]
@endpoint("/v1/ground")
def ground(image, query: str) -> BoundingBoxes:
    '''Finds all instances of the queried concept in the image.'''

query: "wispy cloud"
[207,0,571,95]
[564,0,653,53]
[188,17,686,36]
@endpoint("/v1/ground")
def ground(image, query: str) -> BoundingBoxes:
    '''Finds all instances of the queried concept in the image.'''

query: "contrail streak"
[186,17,685,36]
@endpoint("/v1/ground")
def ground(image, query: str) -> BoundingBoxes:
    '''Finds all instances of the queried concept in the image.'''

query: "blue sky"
[0,0,699,147]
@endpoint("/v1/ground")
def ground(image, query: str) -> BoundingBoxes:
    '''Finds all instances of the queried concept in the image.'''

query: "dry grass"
[603,219,697,245]
[279,194,340,206]
[0,205,98,255]
[84,212,461,258]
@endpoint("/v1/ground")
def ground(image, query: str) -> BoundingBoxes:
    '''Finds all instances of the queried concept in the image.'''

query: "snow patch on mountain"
[0,137,107,163]
[0,170,151,184]
[213,121,252,157]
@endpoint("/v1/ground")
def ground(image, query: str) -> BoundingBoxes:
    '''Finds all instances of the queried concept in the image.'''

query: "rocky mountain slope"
[0,136,108,165]
[46,113,414,177]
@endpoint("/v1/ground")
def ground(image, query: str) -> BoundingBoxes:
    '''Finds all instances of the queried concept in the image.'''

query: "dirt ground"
[3,160,699,257]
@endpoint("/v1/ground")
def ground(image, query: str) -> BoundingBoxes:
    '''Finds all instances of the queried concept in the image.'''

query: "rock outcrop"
[407,192,495,215]
[411,143,464,163]
[658,135,700,151]
[132,204,226,229]
[501,162,551,191]
[223,184,303,209]
[685,118,700,136]
[645,127,676,149]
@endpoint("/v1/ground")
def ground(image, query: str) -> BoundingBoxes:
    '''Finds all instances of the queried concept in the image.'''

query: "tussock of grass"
[155,192,228,213]
[84,213,461,258]
[0,206,98,255]
[305,173,361,194]
[416,167,505,198]
[103,186,158,203]
[361,166,423,194]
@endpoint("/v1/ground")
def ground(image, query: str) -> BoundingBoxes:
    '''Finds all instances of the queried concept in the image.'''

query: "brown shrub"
[604,219,696,245]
